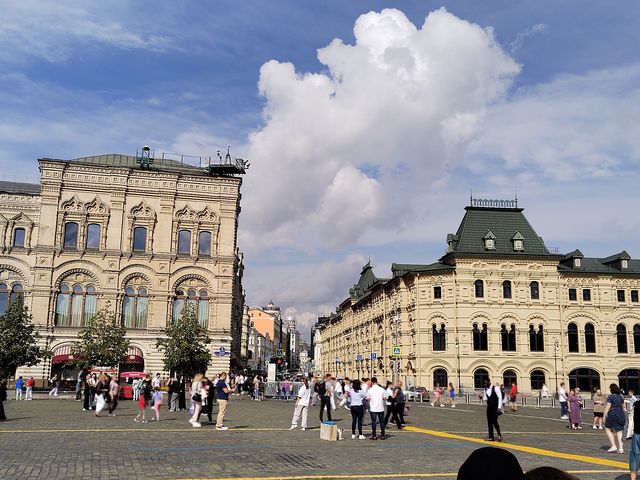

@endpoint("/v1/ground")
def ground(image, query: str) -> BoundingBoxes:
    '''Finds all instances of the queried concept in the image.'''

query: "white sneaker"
[216,426,228,430]
[608,446,618,453]
[290,425,296,430]
[577,426,583,429]
[358,435,366,439]
[619,449,624,454]
[561,415,569,420]
[189,418,195,423]
[351,434,356,439]
[301,428,306,431]
[593,425,598,429]
[430,402,434,406]
[192,422,202,428]
[440,404,445,407]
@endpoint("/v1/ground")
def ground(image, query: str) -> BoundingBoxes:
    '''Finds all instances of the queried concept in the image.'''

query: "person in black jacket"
[630,399,640,480]
[0,377,7,421]
[481,379,503,441]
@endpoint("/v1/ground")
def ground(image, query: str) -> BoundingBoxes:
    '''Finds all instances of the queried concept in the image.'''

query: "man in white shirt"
[290,378,311,431]
[367,377,388,440]
[627,389,637,440]
[151,373,161,390]
[558,382,568,419]
[482,379,503,442]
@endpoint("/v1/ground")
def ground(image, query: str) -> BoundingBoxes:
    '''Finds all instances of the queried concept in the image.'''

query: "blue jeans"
[560,401,568,417]
[370,411,385,437]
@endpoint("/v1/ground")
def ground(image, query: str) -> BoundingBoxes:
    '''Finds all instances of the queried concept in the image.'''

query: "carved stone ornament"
[61,195,85,213]
[85,197,110,216]
[176,205,197,221]
[130,200,155,220]
[197,206,219,224]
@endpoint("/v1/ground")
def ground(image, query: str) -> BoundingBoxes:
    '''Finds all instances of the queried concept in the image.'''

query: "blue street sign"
[370,352,377,360]
[356,354,363,361]
[391,346,402,357]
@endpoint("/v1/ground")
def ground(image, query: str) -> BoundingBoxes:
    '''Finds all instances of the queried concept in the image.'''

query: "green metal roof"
[391,262,454,278]
[559,251,640,275]
[445,206,553,257]
[41,154,210,176]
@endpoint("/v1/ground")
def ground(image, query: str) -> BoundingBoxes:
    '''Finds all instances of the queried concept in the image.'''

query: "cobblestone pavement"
[0,395,631,479]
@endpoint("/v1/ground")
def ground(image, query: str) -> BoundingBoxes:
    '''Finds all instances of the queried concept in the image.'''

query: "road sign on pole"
[356,354,363,361]
[391,346,402,357]
[370,352,377,361]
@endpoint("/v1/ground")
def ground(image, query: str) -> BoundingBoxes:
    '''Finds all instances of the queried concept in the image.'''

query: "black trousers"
[350,405,364,435]
[370,411,385,437]
[391,403,405,428]
[319,396,332,421]
[83,386,92,410]
[0,400,5,420]
[486,405,501,439]
[383,403,395,426]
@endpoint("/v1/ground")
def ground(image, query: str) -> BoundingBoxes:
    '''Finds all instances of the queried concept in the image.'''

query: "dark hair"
[610,383,621,394]
[524,467,579,480]
[386,381,393,387]
[458,447,524,480]
[371,377,378,383]
[352,379,361,392]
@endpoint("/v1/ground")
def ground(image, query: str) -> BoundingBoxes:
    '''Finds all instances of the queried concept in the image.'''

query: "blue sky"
[1,1,639,338]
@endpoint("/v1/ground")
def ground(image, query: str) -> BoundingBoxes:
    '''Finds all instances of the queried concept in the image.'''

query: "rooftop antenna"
[515,190,518,208]
[225,146,232,165]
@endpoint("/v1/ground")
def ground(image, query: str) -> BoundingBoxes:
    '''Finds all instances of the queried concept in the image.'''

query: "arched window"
[634,325,640,354]
[122,286,148,329]
[10,284,22,304]
[474,280,484,298]
[530,281,540,300]
[0,283,7,315]
[55,282,96,327]
[173,286,209,328]
[133,227,147,252]
[501,324,516,351]
[198,231,212,256]
[472,323,488,351]
[502,280,512,299]
[13,228,25,247]
[529,324,544,352]
[569,368,600,391]
[617,324,628,354]
[433,368,448,387]
[474,368,489,389]
[178,229,191,255]
[619,369,640,394]
[64,222,78,248]
[503,369,517,388]
[585,323,596,353]
[567,322,579,352]
[86,223,101,249]
[530,370,546,390]
[432,324,446,351]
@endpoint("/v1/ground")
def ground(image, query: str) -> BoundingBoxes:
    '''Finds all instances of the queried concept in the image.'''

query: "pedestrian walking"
[151,387,163,421]
[330,376,338,411]
[48,374,59,396]
[108,376,119,416]
[431,383,444,407]
[205,377,217,424]
[383,381,395,427]
[15,376,24,400]
[603,383,626,454]
[568,388,583,429]
[0,377,7,421]
[389,381,406,429]
[509,383,518,412]
[282,377,291,402]
[290,377,310,431]
[189,373,204,428]
[559,382,568,419]
[334,378,343,409]
[75,370,83,400]
[482,379,503,442]
[152,373,161,390]
[592,387,605,429]
[310,377,318,406]
[346,379,366,439]
[25,377,34,400]
[448,382,456,408]
[132,377,141,401]
[629,397,640,480]
[318,373,333,422]
[178,376,186,410]
[339,378,351,410]
[541,383,550,399]
[167,375,178,411]
[215,371,232,430]
[367,377,388,440]
[134,376,150,423]
[94,374,109,417]
[628,389,638,440]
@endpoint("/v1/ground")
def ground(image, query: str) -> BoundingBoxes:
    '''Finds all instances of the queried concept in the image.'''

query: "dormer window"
[511,232,524,252]
[483,231,496,251]
[622,259,629,269]
[574,258,581,268]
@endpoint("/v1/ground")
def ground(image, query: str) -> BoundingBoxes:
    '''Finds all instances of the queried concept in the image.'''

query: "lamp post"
[455,336,461,392]
[335,357,340,375]
[554,339,559,397]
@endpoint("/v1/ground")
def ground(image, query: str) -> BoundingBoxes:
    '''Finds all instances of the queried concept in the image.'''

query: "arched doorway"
[503,369,517,388]
[619,369,640,393]
[50,345,80,389]
[119,346,145,374]
[474,368,489,388]
[569,368,600,391]
[530,370,546,390]
[433,368,448,388]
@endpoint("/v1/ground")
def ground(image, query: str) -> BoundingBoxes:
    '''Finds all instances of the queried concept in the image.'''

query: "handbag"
[192,392,202,402]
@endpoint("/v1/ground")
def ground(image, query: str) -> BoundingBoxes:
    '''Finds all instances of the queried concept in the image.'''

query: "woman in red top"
[509,383,518,412]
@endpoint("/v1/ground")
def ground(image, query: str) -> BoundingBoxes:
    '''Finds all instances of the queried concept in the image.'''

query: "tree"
[70,304,130,369]
[0,295,48,378]
[157,304,212,376]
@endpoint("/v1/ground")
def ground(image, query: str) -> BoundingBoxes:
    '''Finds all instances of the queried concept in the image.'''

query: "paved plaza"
[0,395,632,479]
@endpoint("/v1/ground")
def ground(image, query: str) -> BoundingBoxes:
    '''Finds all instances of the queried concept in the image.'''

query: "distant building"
[250,301,284,353]
[320,199,640,394]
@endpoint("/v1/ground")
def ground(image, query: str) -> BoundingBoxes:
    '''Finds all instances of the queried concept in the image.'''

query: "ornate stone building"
[0,151,246,382]
[319,199,640,394]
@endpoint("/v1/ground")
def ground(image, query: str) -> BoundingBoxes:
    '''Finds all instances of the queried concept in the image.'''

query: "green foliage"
[0,295,47,378]
[156,304,212,376]
[70,304,130,369]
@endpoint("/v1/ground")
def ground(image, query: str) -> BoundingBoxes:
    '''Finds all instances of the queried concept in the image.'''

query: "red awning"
[123,354,144,364]
[52,354,75,364]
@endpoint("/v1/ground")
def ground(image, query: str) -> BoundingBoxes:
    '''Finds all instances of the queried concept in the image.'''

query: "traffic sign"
[276,349,284,358]
[356,354,363,361]
[391,346,402,357]
[370,352,377,360]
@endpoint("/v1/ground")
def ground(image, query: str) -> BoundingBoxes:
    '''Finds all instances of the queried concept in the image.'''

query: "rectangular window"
[632,290,639,303]
[433,286,442,299]
[86,224,100,249]
[13,228,25,247]
[178,230,191,255]
[568,288,577,301]
[64,222,78,248]
[618,290,626,302]
[582,289,591,302]
[198,231,212,256]
[133,227,147,252]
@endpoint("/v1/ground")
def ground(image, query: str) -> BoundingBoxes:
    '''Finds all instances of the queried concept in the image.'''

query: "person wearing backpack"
[481,378,503,442]
[318,373,333,422]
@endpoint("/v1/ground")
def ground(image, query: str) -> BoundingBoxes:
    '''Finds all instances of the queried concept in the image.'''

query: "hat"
[458,447,525,480]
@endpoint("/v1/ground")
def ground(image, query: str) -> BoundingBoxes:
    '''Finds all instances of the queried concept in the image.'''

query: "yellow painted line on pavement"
[447,431,602,436]
[0,427,287,434]
[404,426,628,469]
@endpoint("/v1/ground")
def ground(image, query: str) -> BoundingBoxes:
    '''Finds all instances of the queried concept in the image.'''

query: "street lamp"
[455,336,461,392]
[335,357,340,375]
[554,339,559,397]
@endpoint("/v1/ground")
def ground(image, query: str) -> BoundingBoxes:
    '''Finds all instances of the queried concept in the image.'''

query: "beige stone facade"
[319,201,640,394]
[0,152,245,381]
